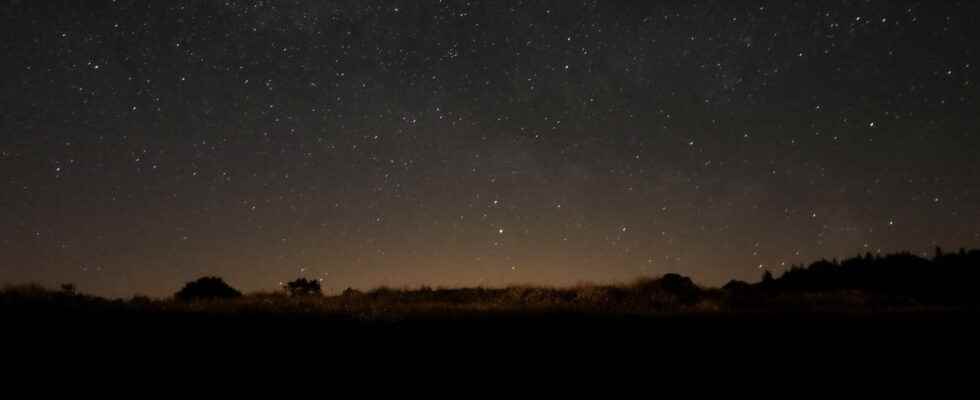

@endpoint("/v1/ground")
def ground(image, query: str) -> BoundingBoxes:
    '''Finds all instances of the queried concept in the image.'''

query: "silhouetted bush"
[573,285,628,309]
[60,283,76,295]
[632,273,703,307]
[283,278,322,297]
[761,270,774,285]
[722,280,750,291]
[174,276,242,302]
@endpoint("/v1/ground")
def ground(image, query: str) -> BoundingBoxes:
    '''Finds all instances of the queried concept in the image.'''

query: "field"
[5,249,979,357]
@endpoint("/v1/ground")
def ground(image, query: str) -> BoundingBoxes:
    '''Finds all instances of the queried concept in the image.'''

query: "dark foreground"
[6,300,978,355]
[5,298,978,382]
[7,247,980,366]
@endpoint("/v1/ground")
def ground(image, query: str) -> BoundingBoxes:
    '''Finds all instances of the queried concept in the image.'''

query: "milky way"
[2,0,978,297]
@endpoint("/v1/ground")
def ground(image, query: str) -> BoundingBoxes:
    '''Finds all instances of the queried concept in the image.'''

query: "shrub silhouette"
[632,273,703,307]
[60,283,76,295]
[659,273,699,295]
[722,280,750,291]
[283,278,322,297]
[761,270,775,285]
[174,276,242,301]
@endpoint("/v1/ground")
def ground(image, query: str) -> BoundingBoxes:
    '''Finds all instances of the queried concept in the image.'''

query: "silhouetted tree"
[174,276,242,301]
[283,278,322,297]
[761,270,774,284]
[736,248,980,306]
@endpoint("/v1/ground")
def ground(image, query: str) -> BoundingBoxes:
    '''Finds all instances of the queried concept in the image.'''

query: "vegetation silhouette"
[2,248,978,324]
[283,278,323,297]
[174,276,242,302]
[752,247,980,305]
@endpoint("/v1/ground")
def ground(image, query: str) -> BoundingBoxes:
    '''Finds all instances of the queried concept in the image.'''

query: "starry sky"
[2,0,978,298]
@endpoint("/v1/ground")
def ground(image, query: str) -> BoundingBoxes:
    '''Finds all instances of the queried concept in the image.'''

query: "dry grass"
[2,273,952,322]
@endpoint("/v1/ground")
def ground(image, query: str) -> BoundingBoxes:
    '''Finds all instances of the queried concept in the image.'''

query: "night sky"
[2,0,978,298]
